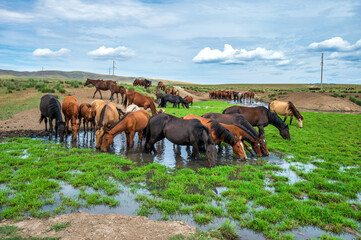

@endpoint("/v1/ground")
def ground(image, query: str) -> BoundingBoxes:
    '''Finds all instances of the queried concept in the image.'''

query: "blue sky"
[0,0,360,84]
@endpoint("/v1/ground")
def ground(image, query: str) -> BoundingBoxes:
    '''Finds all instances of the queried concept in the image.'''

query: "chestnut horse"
[184,96,193,106]
[84,78,116,99]
[222,106,290,140]
[39,94,65,141]
[202,112,269,156]
[79,103,96,132]
[183,115,246,160]
[62,96,80,139]
[157,81,166,91]
[270,100,303,128]
[144,113,217,167]
[123,90,157,115]
[94,102,120,148]
[100,110,151,151]
[110,83,126,104]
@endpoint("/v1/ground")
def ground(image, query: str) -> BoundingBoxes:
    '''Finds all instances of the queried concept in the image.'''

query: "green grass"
[44,221,71,233]
[0,225,60,240]
[350,95,361,106]
[0,101,360,239]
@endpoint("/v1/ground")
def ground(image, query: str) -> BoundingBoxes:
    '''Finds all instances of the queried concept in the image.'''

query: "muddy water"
[227,99,269,108]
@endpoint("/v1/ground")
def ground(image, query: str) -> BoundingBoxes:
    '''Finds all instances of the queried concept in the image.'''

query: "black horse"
[202,112,269,156]
[159,94,189,109]
[39,94,65,141]
[222,106,290,140]
[144,113,217,167]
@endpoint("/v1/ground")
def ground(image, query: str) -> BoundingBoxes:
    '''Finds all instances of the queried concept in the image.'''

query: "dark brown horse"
[133,78,152,88]
[84,78,116,99]
[79,103,96,132]
[157,81,166,91]
[110,83,126,104]
[202,112,269,156]
[39,94,65,141]
[62,96,80,139]
[222,106,290,140]
[123,90,157,115]
[144,113,217,167]
[183,115,246,160]
[100,110,151,151]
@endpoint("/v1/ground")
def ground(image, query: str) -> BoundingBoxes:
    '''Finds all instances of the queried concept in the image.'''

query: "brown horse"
[222,106,290,140]
[157,81,166,91]
[62,96,80,139]
[100,110,151,151]
[244,91,255,103]
[170,87,179,95]
[183,115,246,160]
[133,78,152,88]
[110,83,126,104]
[184,96,193,106]
[94,101,120,148]
[84,78,115,99]
[79,103,96,132]
[123,90,157,115]
[270,100,303,128]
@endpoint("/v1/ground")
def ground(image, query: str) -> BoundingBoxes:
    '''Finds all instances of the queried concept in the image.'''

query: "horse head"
[84,78,91,86]
[296,116,304,128]
[100,131,114,152]
[232,138,247,160]
[280,125,291,140]
[259,138,269,156]
[95,127,104,149]
[71,122,80,139]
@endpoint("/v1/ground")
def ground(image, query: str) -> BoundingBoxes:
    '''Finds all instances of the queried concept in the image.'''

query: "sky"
[0,0,361,84]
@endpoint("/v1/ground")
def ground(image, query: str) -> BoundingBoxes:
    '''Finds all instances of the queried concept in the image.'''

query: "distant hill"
[0,69,194,85]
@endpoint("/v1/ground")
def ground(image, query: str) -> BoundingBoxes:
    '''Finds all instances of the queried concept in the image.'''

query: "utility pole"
[42,67,44,81]
[112,60,115,76]
[320,53,323,90]
[108,67,111,75]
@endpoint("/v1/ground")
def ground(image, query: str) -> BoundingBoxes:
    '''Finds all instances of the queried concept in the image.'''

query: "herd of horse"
[209,90,255,103]
[39,79,304,167]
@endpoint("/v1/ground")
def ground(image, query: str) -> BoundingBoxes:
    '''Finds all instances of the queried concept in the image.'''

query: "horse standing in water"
[183,115,246,160]
[270,100,303,128]
[222,106,290,140]
[62,96,80,139]
[202,112,269,156]
[84,78,115,99]
[39,94,65,141]
[123,90,157,115]
[94,102,120,148]
[79,103,96,132]
[144,113,217,167]
[100,110,151,151]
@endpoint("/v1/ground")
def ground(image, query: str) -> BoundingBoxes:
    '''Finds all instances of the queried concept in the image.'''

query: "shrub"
[350,96,361,106]
[331,93,339,98]
[40,86,55,93]
[340,94,346,98]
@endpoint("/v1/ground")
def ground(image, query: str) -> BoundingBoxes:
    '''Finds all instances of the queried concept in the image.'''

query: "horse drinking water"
[62,96,80,139]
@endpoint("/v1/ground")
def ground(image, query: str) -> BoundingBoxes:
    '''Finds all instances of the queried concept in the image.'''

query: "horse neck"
[268,110,287,130]
[288,102,302,119]
[108,118,128,136]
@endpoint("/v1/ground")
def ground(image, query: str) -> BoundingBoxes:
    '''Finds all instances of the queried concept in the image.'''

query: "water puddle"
[227,100,269,108]
[290,226,356,240]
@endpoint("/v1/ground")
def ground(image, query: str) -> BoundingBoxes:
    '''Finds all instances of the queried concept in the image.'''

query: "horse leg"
[117,93,119,104]
[129,131,135,148]
[92,89,97,99]
[44,117,48,132]
[49,118,53,133]
[258,126,266,139]
[218,142,223,151]
[99,90,103,99]
[126,133,130,148]
[137,131,143,143]
[289,116,293,125]
[283,115,288,122]
[192,143,200,160]
[109,92,113,102]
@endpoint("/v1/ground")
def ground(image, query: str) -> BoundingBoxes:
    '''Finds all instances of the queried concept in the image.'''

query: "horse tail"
[39,115,45,124]
[49,98,63,122]
[288,101,303,120]
[123,94,128,107]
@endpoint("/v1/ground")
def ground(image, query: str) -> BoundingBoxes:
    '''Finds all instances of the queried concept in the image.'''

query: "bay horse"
[110,83,126,104]
[202,112,269,156]
[123,90,157,115]
[159,94,189,109]
[244,91,255,103]
[222,106,290,140]
[39,94,65,141]
[100,110,151,151]
[270,100,303,128]
[79,103,96,132]
[183,115,246,160]
[157,81,166,91]
[94,102,120,148]
[84,78,115,99]
[184,96,193,106]
[62,96,80,139]
[170,87,179,95]
[144,113,217,167]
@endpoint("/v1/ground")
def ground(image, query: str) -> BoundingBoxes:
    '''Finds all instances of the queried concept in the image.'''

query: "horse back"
[270,100,292,116]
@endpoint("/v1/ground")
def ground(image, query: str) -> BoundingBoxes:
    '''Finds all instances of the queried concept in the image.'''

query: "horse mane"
[288,101,303,120]
[232,114,259,139]
[49,98,63,122]
[210,120,235,146]
[106,112,131,131]
[98,103,108,127]
[267,109,287,129]
[86,103,91,108]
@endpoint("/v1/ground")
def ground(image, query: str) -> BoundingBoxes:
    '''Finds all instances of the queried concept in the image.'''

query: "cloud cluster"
[88,46,135,60]
[32,48,70,58]
[193,44,288,65]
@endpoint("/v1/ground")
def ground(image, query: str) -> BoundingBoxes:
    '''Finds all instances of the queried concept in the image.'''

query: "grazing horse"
[39,94,65,141]
[222,106,290,140]
[157,81,166,91]
[270,100,303,128]
[183,115,246,160]
[133,79,152,88]
[170,87,179,95]
[79,103,96,132]
[94,102,120,148]
[110,83,126,104]
[202,112,269,156]
[100,110,151,151]
[123,90,157,115]
[84,78,116,99]
[144,113,217,167]
[62,96,80,139]
[184,96,193,106]
[159,94,189,109]
[156,89,164,104]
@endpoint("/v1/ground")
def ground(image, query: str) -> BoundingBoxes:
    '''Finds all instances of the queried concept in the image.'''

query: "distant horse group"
[133,78,152,88]
[209,90,255,103]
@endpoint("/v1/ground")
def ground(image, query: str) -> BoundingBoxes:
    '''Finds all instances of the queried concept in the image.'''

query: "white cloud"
[0,9,34,23]
[193,44,287,65]
[36,28,61,38]
[88,46,135,60]
[32,48,71,58]
[308,37,361,52]
[329,51,361,61]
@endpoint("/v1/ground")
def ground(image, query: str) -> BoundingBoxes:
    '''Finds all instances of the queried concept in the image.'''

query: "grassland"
[1,100,360,240]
